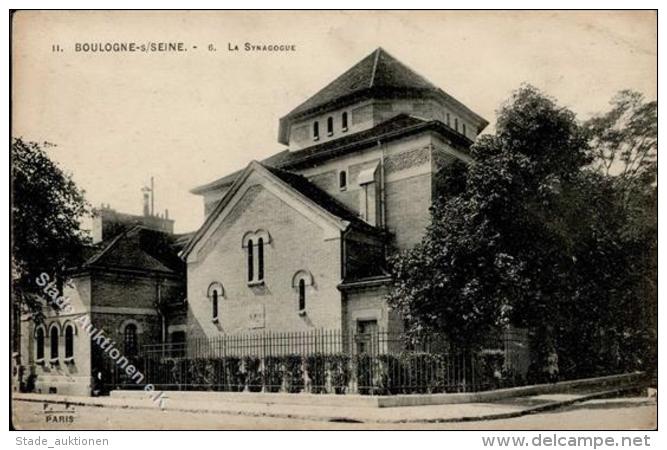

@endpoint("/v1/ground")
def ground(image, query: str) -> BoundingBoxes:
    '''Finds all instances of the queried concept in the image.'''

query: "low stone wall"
[109,372,646,408]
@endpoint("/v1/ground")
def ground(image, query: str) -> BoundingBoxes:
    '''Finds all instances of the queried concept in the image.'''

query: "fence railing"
[141,329,451,359]
[98,329,529,396]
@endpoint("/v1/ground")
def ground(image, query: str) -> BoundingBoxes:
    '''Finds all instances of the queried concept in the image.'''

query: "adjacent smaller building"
[16,204,187,396]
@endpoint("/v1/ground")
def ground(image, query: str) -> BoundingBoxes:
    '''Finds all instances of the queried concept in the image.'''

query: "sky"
[12,11,657,233]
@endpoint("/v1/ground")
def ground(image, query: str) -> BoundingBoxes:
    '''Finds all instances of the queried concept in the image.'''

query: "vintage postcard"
[9,10,657,434]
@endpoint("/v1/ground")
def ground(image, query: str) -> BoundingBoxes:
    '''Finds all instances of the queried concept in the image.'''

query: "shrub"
[305,353,327,393]
[325,354,350,394]
[242,356,262,392]
[377,354,402,394]
[355,354,374,394]
[222,356,243,392]
[477,350,508,390]
[283,354,304,393]
[263,356,284,393]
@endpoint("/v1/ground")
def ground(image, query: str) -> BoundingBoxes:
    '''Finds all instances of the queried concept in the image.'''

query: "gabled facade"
[186,48,487,338]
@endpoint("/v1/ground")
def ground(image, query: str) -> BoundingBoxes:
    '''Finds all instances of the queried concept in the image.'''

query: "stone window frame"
[62,321,77,363]
[327,116,334,136]
[292,270,314,316]
[338,169,348,191]
[207,281,224,323]
[119,319,143,358]
[34,324,46,364]
[48,322,61,364]
[242,230,271,286]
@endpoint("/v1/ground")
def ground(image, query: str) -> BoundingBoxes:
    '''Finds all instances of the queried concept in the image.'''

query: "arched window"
[64,324,75,359]
[212,290,218,320]
[257,238,264,281]
[462,123,467,136]
[247,239,254,282]
[35,327,45,361]
[292,270,313,314]
[50,325,59,360]
[207,282,224,322]
[298,279,306,311]
[124,324,138,357]
[327,117,334,136]
[313,121,319,140]
[454,118,459,132]
[342,112,348,131]
[446,113,451,127]
[242,230,270,284]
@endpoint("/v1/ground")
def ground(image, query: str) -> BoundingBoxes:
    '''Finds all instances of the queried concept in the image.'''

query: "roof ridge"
[263,165,382,235]
[84,229,129,266]
[369,47,381,88]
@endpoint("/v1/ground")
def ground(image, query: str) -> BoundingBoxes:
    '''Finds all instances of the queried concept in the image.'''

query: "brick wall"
[26,270,183,396]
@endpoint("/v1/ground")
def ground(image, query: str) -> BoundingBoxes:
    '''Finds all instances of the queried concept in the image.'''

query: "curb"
[394,385,646,424]
[13,384,647,425]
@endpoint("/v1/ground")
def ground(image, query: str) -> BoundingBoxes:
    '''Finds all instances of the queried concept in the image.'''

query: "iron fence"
[141,329,450,359]
[97,329,529,395]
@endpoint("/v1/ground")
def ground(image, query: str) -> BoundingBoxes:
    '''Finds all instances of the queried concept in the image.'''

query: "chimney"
[150,177,155,216]
[142,186,151,217]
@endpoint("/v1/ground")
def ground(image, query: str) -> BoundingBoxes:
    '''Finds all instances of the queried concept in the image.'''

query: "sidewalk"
[13,389,633,424]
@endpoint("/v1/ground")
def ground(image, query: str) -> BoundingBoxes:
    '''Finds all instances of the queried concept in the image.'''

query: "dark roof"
[263,165,382,235]
[182,161,386,259]
[71,226,185,276]
[191,150,291,195]
[173,231,196,251]
[192,114,471,195]
[285,48,438,119]
[278,47,488,144]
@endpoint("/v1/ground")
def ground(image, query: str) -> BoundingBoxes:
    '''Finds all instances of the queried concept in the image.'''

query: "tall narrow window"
[327,117,334,136]
[50,326,59,360]
[208,282,224,321]
[454,118,459,132]
[292,270,313,314]
[339,170,347,190]
[247,239,254,282]
[35,327,45,361]
[446,113,451,127]
[298,279,306,311]
[313,121,319,141]
[462,123,467,136]
[342,112,348,131]
[124,324,138,357]
[257,238,264,281]
[64,325,74,359]
[212,290,218,321]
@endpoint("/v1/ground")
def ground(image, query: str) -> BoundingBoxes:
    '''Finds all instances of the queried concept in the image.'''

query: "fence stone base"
[110,372,646,408]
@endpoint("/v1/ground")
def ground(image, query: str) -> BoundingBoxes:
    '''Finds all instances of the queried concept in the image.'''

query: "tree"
[582,91,657,378]
[11,138,91,319]
[388,85,656,381]
[388,85,590,357]
[585,90,657,183]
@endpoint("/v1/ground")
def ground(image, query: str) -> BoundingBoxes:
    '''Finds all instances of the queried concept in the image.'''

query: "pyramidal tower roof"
[278,47,487,144]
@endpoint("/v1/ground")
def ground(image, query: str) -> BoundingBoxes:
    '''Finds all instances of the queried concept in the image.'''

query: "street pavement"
[12,396,656,430]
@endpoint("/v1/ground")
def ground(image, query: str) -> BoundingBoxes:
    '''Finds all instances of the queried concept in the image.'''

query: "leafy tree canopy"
[12,138,91,316]
[388,86,656,380]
